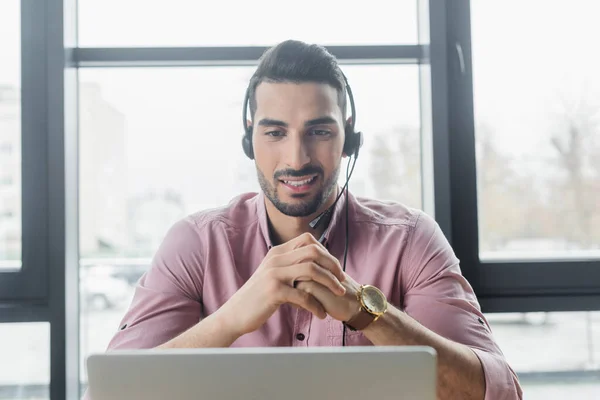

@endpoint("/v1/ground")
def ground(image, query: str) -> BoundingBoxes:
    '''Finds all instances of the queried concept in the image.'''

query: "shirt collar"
[319,187,349,249]
[254,191,274,249]
[254,187,353,250]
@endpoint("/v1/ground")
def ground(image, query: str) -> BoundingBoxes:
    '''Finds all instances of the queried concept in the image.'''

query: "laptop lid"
[87,346,437,400]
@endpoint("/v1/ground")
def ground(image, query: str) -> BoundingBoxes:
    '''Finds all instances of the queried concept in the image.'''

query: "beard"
[257,163,340,217]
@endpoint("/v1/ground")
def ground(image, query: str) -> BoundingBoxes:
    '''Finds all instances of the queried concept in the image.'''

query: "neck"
[265,188,339,245]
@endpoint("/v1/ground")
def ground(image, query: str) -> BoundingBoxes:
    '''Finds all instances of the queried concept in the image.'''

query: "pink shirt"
[104,191,522,399]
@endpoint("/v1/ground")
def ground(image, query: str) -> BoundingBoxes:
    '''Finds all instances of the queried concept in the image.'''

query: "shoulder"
[186,192,261,232]
[160,192,260,251]
[350,195,449,262]
[351,194,442,235]
[350,194,422,230]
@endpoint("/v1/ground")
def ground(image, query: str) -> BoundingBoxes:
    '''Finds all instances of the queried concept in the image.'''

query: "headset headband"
[243,71,357,134]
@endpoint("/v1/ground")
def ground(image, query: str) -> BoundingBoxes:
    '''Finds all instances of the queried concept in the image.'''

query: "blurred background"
[0,0,599,399]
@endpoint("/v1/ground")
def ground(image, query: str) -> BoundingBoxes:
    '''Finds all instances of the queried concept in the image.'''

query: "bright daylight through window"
[77,0,418,47]
[0,323,50,400]
[0,0,22,271]
[472,0,600,260]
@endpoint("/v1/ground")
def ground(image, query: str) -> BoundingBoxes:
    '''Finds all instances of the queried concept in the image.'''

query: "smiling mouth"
[280,175,318,186]
[278,174,319,193]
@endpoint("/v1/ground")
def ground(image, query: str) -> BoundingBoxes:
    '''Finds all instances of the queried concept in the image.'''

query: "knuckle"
[298,283,311,294]
[307,262,318,273]
[300,232,316,245]
[300,290,311,303]
[333,261,342,273]
[266,253,281,267]
[309,244,321,258]
[268,244,283,256]
[301,232,313,241]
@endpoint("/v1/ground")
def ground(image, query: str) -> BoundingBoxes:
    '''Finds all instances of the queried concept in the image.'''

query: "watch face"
[362,286,386,313]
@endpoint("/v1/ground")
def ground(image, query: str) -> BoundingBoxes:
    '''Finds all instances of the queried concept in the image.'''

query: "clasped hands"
[218,232,362,337]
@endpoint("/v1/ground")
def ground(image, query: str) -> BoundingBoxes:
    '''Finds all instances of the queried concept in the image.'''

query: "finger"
[285,244,344,282]
[280,262,346,296]
[270,232,322,255]
[279,285,327,319]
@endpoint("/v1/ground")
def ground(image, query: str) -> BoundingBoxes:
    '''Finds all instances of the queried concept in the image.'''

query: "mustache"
[274,166,323,180]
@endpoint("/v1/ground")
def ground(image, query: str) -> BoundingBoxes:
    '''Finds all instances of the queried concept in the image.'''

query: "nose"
[283,132,311,170]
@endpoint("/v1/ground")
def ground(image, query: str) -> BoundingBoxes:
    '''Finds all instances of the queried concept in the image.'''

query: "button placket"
[293,308,312,346]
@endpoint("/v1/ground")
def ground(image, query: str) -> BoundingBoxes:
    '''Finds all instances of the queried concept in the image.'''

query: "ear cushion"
[242,127,254,160]
[343,126,363,158]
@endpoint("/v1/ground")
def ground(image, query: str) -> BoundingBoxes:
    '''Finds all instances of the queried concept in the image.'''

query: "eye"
[265,130,285,137]
[310,129,331,136]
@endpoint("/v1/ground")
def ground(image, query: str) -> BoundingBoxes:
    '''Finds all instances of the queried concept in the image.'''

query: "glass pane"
[472,1,600,259]
[77,65,421,386]
[78,0,417,47]
[486,312,600,399]
[0,0,21,271]
[0,322,50,400]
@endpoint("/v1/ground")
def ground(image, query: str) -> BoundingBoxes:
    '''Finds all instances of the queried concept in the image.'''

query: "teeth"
[284,176,315,186]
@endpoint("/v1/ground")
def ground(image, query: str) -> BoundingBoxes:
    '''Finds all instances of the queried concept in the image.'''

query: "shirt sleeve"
[401,212,523,400]
[104,217,205,350]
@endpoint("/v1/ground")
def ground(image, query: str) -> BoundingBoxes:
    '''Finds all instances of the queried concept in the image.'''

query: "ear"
[345,116,353,128]
[341,133,349,158]
[246,119,253,130]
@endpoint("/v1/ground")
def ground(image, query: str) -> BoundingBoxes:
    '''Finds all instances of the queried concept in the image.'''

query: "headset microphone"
[309,154,357,231]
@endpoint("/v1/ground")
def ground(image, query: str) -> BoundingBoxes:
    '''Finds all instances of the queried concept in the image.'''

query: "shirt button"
[296,333,305,341]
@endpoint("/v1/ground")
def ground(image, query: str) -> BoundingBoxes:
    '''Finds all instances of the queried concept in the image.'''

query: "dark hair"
[247,40,347,120]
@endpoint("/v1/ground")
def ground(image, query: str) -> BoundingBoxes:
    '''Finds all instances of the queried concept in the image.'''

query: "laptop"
[86,346,437,400]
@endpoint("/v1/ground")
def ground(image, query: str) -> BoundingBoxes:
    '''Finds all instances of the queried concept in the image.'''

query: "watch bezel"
[359,284,388,316]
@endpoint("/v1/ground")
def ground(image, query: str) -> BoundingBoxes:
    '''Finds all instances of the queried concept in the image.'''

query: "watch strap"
[344,307,376,331]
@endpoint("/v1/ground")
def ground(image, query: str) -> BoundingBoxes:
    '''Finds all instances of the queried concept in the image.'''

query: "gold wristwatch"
[344,284,388,331]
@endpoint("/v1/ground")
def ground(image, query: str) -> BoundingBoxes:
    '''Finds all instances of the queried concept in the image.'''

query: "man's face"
[252,82,346,217]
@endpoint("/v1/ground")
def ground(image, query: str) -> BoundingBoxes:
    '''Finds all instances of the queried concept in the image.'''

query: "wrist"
[345,294,362,322]
[343,284,388,332]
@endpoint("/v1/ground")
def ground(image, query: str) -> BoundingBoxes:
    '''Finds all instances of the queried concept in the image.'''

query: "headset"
[241,72,363,346]
[241,72,363,161]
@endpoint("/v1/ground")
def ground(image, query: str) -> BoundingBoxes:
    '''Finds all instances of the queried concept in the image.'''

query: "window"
[0,322,50,400]
[77,65,422,386]
[471,0,600,259]
[0,0,21,270]
[78,0,418,47]
[447,0,600,308]
[487,311,600,399]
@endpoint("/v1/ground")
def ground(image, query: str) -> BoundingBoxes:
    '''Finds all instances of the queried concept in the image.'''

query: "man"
[99,40,522,399]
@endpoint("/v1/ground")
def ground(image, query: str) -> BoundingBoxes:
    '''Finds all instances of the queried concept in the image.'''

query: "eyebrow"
[304,116,337,126]
[257,118,288,127]
[257,116,337,128]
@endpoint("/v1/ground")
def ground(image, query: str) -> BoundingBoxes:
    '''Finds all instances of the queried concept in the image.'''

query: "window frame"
[0,1,80,399]
[2,1,599,400]
[0,0,49,303]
